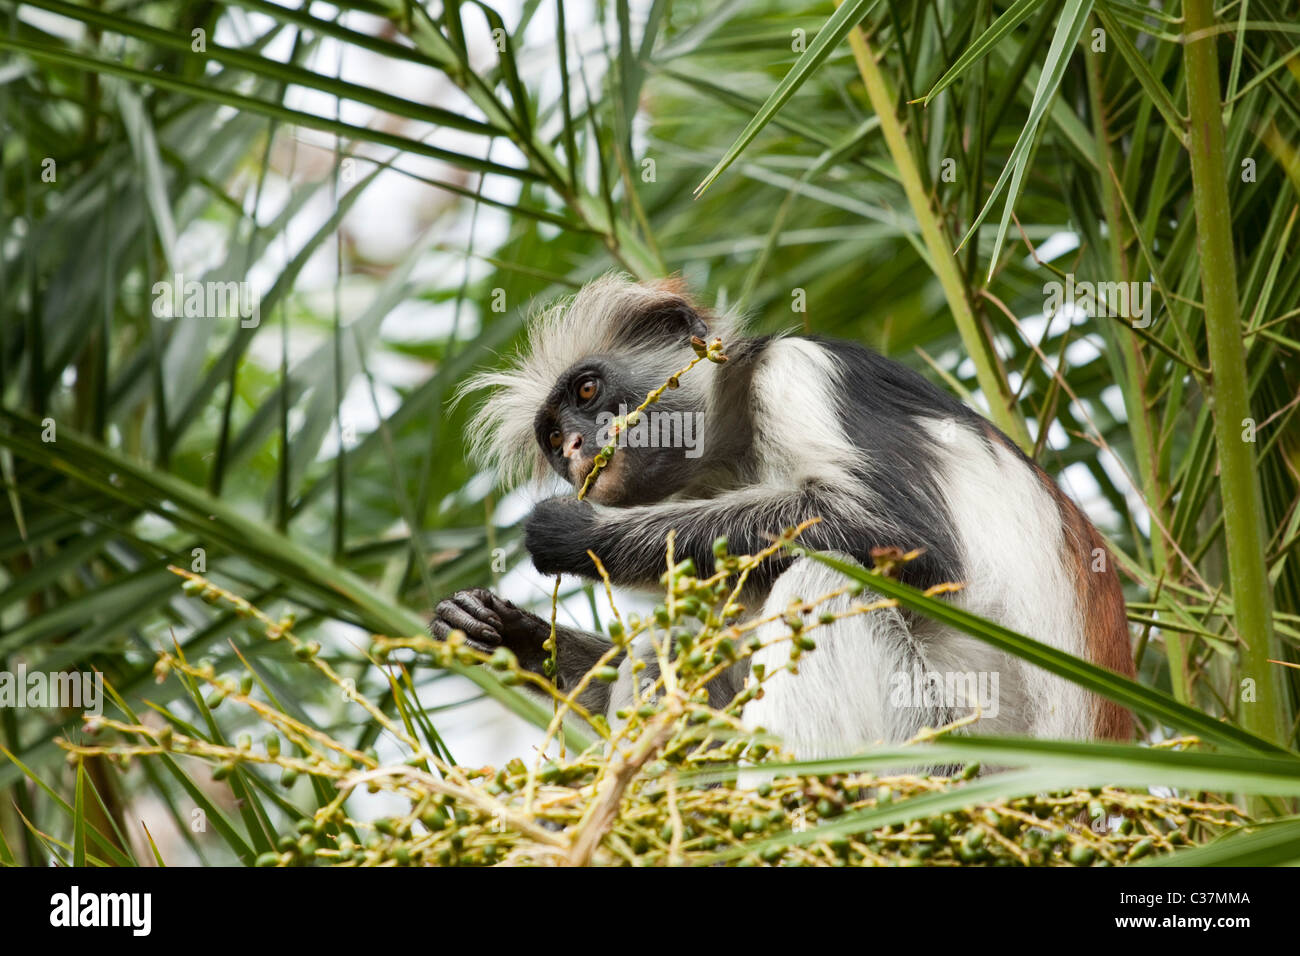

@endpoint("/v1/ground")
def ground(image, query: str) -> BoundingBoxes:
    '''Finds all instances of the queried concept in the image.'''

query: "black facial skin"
[532,356,702,507]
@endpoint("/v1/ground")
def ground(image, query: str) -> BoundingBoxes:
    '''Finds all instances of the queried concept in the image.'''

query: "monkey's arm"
[525,484,884,588]
[430,588,621,713]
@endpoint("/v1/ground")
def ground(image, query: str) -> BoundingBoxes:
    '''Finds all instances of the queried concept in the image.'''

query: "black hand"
[430,588,550,671]
[524,497,599,576]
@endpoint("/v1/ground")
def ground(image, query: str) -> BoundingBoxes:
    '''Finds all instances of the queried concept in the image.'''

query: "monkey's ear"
[619,293,710,347]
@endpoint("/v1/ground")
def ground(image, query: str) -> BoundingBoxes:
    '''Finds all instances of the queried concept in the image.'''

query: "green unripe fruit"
[421,809,448,831]
[1068,844,1096,866]
[1126,838,1155,862]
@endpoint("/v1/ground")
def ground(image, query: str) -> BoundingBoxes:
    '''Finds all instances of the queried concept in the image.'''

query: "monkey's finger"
[429,620,497,658]
[469,587,516,617]
[433,601,501,643]
[451,592,504,633]
[463,637,498,656]
[429,618,461,641]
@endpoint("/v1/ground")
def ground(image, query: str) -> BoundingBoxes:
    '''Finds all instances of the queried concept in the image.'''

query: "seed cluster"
[63,547,1246,866]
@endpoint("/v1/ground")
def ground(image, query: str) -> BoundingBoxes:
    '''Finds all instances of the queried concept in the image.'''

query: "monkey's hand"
[524,497,599,577]
[429,588,551,673]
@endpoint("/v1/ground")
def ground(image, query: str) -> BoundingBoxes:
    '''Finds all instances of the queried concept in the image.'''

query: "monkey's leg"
[431,588,622,714]
[740,556,953,761]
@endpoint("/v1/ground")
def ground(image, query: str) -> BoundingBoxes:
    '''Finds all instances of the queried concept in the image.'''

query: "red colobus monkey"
[432,275,1134,756]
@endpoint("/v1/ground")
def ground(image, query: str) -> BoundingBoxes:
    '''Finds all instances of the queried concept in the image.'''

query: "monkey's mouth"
[571,455,622,503]
[570,456,597,489]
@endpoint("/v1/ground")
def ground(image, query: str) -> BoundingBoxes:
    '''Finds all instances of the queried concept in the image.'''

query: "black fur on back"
[809,337,977,589]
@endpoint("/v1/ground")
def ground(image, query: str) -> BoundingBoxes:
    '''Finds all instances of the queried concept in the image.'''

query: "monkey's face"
[534,356,700,506]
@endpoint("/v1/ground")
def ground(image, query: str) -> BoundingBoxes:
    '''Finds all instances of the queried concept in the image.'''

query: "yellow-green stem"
[1182,0,1288,747]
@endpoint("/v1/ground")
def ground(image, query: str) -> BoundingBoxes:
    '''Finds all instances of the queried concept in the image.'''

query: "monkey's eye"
[576,377,600,403]
[548,428,563,451]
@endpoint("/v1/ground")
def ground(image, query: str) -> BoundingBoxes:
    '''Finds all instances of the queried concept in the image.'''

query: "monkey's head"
[460,274,738,506]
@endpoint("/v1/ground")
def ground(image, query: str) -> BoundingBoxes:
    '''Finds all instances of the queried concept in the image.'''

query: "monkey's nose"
[563,433,584,459]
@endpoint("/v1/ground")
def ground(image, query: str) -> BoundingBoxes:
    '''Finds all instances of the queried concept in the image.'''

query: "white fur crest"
[456,273,742,487]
